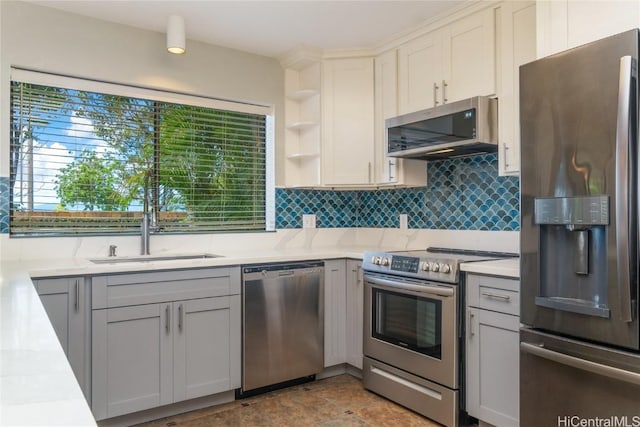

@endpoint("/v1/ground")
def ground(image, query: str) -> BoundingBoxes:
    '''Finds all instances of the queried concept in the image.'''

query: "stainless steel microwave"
[386,96,498,160]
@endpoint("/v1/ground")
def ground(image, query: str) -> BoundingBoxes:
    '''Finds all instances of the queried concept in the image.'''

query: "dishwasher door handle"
[278,271,296,277]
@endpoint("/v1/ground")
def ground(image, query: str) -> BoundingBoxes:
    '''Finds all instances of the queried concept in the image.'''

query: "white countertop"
[0,246,378,426]
[460,257,520,278]
[24,247,372,279]
[1,235,521,426]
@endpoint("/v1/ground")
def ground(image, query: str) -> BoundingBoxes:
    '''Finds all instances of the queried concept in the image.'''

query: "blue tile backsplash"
[277,153,520,231]
[0,153,519,234]
[0,176,8,234]
[276,189,359,228]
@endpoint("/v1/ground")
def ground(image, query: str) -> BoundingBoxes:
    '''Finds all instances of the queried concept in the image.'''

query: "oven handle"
[364,275,454,297]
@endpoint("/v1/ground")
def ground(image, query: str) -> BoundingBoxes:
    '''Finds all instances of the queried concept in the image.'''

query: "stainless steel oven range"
[362,248,513,427]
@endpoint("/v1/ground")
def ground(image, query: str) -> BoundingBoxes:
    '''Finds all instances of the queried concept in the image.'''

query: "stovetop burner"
[362,247,517,283]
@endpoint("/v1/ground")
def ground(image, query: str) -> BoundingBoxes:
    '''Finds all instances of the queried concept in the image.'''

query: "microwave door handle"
[615,55,636,323]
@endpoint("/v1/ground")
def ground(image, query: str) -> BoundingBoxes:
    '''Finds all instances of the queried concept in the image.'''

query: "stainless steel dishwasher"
[240,261,324,395]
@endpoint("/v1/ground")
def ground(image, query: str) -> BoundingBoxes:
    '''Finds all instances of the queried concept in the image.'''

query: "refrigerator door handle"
[615,55,636,323]
[521,342,640,386]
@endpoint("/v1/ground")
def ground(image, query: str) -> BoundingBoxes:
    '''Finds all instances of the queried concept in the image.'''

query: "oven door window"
[372,287,442,359]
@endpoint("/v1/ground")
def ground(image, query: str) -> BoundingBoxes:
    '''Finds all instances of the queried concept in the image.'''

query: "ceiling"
[28,0,468,58]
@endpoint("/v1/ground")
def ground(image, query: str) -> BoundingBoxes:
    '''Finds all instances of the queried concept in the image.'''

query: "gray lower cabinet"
[91,267,241,420]
[324,259,364,370]
[92,303,173,418]
[466,274,520,427]
[324,259,347,367]
[174,296,240,402]
[34,276,90,400]
[345,260,363,370]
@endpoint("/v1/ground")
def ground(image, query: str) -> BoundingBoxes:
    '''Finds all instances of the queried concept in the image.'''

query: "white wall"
[0,1,288,260]
[0,0,285,179]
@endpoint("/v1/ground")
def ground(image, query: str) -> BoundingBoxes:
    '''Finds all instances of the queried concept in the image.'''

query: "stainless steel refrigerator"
[520,29,640,425]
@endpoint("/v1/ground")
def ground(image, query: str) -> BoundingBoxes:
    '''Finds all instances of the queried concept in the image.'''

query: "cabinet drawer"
[466,274,519,315]
[92,267,241,309]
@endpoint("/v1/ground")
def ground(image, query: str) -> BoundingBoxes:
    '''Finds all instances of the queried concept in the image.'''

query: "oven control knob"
[441,263,452,274]
[382,257,390,266]
[431,263,440,272]
[373,256,380,265]
[421,261,430,271]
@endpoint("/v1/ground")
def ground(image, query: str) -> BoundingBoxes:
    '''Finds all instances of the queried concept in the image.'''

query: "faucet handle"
[109,245,117,257]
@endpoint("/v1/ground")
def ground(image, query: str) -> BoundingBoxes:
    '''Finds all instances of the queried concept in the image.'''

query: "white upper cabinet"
[498,1,537,176]
[397,31,444,114]
[279,2,524,188]
[321,57,375,186]
[442,8,497,104]
[397,7,496,115]
[374,50,428,186]
[537,0,640,58]
[375,49,399,184]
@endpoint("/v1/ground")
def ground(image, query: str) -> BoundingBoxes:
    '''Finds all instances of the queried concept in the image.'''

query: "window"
[9,70,274,236]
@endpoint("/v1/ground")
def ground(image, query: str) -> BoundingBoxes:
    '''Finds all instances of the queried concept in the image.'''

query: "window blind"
[9,73,271,236]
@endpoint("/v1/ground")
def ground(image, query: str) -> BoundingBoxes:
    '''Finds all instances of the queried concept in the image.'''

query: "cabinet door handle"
[368,162,372,183]
[352,265,363,286]
[433,82,440,106]
[165,305,170,333]
[502,143,510,169]
[481,291,511,301]
[442,80,448,104]
[388,159,396,181]
[74,279,80,311]
[178,304,184,331]
[468,311,475,338]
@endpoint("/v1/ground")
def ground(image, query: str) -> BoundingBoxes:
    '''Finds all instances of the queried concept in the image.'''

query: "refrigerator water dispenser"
[534,196,610,318]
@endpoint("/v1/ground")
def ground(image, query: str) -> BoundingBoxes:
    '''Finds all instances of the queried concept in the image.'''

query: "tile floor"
[139,374,441,427]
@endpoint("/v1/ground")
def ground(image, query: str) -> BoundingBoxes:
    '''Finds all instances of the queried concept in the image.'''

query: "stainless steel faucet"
[108,245,117,257]
[140,211,160,255]
[141,213,151,255]
[141,171,159,255]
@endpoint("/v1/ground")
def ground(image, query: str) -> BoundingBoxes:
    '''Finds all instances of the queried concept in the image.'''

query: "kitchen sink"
[89,253,222,264]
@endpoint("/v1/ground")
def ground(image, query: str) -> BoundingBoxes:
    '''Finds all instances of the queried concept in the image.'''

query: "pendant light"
[167,15,186,54]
